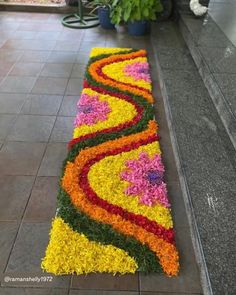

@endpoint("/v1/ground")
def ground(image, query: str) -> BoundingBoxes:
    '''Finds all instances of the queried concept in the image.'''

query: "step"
[179,13,236,151]
[151,21,236,295]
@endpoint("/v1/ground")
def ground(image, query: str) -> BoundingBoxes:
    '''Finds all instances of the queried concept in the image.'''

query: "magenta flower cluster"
[121,152,170,207]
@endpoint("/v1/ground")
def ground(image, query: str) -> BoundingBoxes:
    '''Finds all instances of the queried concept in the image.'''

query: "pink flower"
[124,62,151,82]
[121,152,170,207]
[74,93,110,127]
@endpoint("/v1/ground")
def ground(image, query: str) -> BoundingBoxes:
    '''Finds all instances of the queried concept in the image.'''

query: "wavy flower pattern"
[42,48,179,277]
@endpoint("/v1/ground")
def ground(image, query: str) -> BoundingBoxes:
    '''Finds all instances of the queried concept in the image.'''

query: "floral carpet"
[41,48,179,276]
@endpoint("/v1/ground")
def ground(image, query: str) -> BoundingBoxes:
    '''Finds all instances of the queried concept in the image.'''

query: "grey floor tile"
[53,40,81,52]
[0,61,14,76]
[7,115,56,142]
[65,78,83,96]
[70,291,138,295]
[76,52,89,64]
[38,142,67,176]
[40,63,73,78]
[0,288,69,295]
[0,114,16,140]
[71,273,139,291]
[0,222,18,272]
[71,63,87,78]
[3,39,56,51]
[0,142,46,175]
[0,93,27,114]
[5,222,71,288]
[0,175,34,221]
[19,50,51,63]
[49,117,74,142]
[24,176,58,221]
[21,94,63,116]
[6,222,51,273]
[58,95,79,117]
[0,76,36,93]
[0,49,23,62]
[140,293,201,295]
[9,62,44,77]
[11,30,37,40]
[31,77,68,95]
[36,31,60,41]
[47,51,77,64]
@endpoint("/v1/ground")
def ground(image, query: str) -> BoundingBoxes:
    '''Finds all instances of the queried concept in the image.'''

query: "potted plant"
[111,0,163,36]
[90,0,115,29]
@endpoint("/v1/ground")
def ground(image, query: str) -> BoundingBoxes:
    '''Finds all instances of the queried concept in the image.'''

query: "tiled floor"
[0,11,202,295]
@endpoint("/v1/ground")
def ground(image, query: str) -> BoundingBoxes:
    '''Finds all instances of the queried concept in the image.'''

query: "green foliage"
[111,0,163,24]
[89,0,113,9]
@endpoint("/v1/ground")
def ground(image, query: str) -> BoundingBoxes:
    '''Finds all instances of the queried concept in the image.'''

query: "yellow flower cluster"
[102,57,151,91]
[90,48,132,58]
[73,88,137,139]
[88,142,173,229]
[41,217,138,275]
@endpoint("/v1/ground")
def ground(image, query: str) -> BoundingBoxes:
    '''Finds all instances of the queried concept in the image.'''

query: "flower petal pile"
[41,48,179,277]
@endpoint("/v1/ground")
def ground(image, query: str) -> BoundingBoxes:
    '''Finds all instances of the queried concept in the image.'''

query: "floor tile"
[71,273,139,291]
[0,222,19,272]
[40,63,73,78]
[9,62,44,77]
[65,78,83,96]
[24,176,59,221]
[7,115,56,142]
[70,291,138,295]
[0,93,27,114]
[0,76,36,93]
[0,175,34,221]
[0,288,69,295]
[0,142,46,175]
[6,222,50,273]
[0,49,23,62]
[38,142,67,176]
[140,293,201,295]
[49,117,74,142]
[21,94,63,116]
[36,31,60,41]
[53,40,81,52]
[31,77,68,95]
[58,95,79,117]
[76,52,89,64]
[12,30,37,40]
[0,61,14,76]
[47,51,77,64]
[0,114,16,140]
[71,63,87,78]
[19,50,51,63]
[3,39,56,51]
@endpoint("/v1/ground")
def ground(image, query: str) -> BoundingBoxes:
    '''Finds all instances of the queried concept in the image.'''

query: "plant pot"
[157,0,173,21]
[127,20,149,36]
[98,7,115,30]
